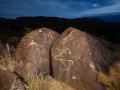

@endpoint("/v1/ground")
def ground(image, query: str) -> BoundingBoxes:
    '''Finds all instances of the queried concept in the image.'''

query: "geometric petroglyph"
[80,37,88,46]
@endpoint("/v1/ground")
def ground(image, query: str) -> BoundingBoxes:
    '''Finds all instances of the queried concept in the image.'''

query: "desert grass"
[26,74,75,90]
[98,47,120,90]
[0,56,16,71]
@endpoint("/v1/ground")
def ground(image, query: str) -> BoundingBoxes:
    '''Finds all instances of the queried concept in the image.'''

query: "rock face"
[51,27,116,90]
[15,28,60,80]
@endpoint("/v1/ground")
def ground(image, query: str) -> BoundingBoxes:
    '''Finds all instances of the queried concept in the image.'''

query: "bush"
[23,27,31,35]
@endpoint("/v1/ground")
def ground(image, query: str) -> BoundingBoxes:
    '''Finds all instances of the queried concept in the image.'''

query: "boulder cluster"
[0,27,116,90]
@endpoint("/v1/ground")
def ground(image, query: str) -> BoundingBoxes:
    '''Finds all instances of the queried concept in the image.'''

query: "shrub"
[23,27,31,35]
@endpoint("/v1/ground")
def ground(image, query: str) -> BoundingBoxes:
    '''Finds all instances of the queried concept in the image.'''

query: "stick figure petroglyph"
[17,42,48,74]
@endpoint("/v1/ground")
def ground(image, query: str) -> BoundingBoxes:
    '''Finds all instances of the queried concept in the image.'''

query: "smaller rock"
[15,62,36,81]
[0,69,26,90]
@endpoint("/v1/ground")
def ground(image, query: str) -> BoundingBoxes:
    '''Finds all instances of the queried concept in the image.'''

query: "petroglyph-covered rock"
[15,28,60,80]
[51,27,116,90]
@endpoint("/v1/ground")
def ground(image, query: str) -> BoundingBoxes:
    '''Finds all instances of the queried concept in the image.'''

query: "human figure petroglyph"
[26,44,47,75]
[17,43,47,74]
[32,44,47,64]
[53,46,73,84]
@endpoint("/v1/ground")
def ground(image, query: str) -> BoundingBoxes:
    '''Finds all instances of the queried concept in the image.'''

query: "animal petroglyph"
[53,46,73,84]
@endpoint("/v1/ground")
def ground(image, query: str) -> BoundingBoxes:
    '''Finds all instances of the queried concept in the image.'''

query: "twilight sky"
[0,0,120,19]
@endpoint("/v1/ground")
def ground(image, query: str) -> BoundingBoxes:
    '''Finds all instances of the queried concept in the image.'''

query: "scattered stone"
[51,27,116,90]
[15,28,60,80]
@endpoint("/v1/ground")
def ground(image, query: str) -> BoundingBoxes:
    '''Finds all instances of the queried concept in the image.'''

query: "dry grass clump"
[0,56,16,71]
[26,74,75,90]
[98,47,120,90]
[98,66,120,90]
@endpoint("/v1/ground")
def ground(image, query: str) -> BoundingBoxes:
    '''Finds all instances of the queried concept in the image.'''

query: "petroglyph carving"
[32,44,47,64]
[59,59,73,84]
[72,75,77,80]
[43,32,55,43]
[53,46,73,84]
[89,62,96,72]
[28,40,37,46]
[81,37,87,46]
[72,37,88,48]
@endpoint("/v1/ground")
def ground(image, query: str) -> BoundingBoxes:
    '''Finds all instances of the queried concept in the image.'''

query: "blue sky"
[0,0,120,19]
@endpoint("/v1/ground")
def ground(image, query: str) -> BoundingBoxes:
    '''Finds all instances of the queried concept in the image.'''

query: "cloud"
[76,3,120,17]
[0,0,93,18]
[0,0,120,18]
[92,4,98,7]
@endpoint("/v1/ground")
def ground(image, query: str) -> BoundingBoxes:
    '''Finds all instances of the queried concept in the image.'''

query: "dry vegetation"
[25,74,75,90]
[98,47,120,90]
[0,56,16,71]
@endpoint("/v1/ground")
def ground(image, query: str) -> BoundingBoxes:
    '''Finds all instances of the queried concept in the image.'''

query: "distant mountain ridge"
[87,12,120,22]
[0,16,120,43]
[0,16,104,23]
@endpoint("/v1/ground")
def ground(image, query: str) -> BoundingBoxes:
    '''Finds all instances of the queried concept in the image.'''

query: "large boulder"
[15,28,60,80]
[51,27,116,90]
